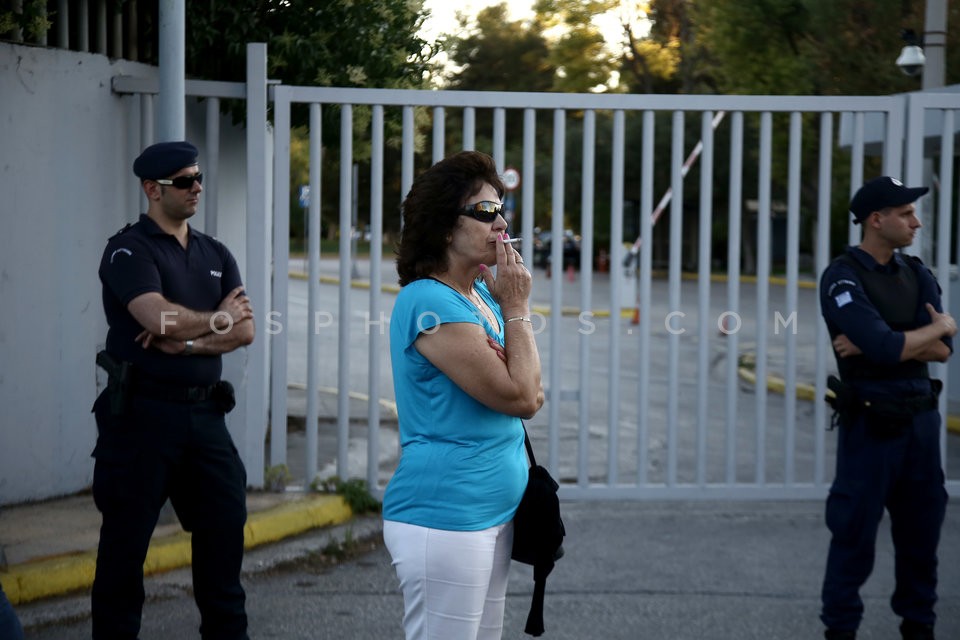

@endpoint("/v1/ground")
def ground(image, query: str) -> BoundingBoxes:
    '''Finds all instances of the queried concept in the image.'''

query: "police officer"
[819,176,955,640]
[93,141,254,639]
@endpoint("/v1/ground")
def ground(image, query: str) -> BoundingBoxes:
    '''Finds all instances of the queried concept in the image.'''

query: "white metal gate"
[263,80,960,500]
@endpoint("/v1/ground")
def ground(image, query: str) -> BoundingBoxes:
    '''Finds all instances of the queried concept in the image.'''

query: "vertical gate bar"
[637,110,654,486]
[548,109,565,475]
[244,42,270,487]
[79,0,89,52]
[111,0,122,57]
[463,107,476,151]
[755,111,773,485]
[696,111,714,486]
[402,106,415,213]
[725,112,744,484]
[667,110,684,487]
[814,112,834,487]
[368,104,385,491]
[337,105,354,477]
[607,110,625,485]
[125,94,141,219]
[848,113,865,247]
[521,109,536,265]
[432,106,445,164]
[270,91,291,470]
[57,0,68,48]
[389,89,404,490]
[578,110,596,488]
[138,93,154,217]
[204,97,220,237]
[306,103,323,484]
[936,107,955,473]
[96,0,106,54]
[784,111,802,485]
[886,97,906,180]
[903,94,927,260]
[493,107,506,170]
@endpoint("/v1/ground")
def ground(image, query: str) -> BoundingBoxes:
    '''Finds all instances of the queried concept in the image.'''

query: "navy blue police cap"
[132,141,199,181]
[849,176,928,224]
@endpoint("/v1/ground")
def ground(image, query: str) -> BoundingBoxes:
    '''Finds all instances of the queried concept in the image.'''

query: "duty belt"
[861,391,939,415]
[134,378,219,403]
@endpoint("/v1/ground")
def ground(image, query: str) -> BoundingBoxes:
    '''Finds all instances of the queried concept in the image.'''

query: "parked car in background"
[533,228,581,270]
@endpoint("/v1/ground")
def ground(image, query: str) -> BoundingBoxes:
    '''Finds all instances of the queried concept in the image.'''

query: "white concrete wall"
[0,42,251,505]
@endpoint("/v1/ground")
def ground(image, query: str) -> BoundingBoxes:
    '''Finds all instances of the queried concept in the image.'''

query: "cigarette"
[504,237,522,244]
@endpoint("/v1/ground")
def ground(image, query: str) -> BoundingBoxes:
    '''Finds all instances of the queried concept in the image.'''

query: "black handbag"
[511,424,565,637]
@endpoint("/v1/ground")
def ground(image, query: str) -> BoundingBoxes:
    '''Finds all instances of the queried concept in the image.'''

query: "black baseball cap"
[849,176,928,224]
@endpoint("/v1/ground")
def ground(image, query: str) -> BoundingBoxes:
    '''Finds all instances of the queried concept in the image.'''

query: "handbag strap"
[521,421,537,467]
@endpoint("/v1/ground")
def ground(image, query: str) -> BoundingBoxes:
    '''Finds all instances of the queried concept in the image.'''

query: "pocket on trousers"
[825,487,862,544]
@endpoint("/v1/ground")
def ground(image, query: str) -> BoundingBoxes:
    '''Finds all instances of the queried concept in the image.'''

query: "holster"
[213,380,236,414]
[96,350,132,416]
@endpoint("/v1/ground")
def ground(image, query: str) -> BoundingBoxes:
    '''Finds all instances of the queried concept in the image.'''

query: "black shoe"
[900,619,935,640]
[824,630,856,640]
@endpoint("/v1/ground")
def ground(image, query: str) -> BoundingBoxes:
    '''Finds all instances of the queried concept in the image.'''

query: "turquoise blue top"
[383,278,528,531]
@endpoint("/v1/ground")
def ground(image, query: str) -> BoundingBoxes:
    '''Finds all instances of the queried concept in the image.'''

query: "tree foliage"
[185,0,439,91]
[445,4,555,92]
[533,0,620,92]
[618,0,686,93]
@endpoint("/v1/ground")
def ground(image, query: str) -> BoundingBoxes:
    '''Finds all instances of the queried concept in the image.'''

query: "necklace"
[467,285,500,331]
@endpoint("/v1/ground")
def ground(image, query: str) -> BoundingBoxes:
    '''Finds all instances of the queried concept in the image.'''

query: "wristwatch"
[184,340,195,355]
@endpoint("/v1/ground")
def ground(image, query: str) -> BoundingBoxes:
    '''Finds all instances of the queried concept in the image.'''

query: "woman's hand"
[488,337,507,362]
[479,233,531,317]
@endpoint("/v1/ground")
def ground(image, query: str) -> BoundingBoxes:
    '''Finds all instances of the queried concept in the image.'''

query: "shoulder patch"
[109,247,133,263]
[833,291,853,308]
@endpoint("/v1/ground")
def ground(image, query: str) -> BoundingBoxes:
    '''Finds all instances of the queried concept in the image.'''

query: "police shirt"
[819,246,951,397]
[99,214,244,386]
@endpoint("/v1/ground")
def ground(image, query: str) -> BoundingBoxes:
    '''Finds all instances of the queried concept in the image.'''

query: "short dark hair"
[396,151,505,286]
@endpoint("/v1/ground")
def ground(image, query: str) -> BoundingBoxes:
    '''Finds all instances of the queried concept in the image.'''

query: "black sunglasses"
[460,200,503,223]
[155,173,203,189]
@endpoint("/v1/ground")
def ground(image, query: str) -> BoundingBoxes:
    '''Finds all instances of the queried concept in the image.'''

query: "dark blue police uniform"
[93,214,249,639]
[819,246,949,636]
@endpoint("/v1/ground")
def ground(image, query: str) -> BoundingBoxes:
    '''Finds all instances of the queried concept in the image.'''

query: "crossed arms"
[127,285,255,356]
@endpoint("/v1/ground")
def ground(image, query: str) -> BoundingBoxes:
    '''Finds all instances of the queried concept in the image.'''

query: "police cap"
[133,141,199,181]
[849,176,928,224]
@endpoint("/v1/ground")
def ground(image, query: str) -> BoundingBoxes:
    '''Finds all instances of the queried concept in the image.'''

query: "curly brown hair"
[396,151,505,286]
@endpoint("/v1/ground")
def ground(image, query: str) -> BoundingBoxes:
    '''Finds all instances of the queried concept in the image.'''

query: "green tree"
[446,4,555,92]
[617,0,686,93]
[533,0,620,93]
[186,0,438,92]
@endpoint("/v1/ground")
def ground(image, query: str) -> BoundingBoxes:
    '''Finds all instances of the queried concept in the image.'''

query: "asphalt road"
[18,501,960,639]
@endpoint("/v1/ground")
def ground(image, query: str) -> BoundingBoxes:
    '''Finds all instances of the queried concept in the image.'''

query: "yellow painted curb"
[244,495,352,548]
[0,550,97,605]
[0,495,353,605]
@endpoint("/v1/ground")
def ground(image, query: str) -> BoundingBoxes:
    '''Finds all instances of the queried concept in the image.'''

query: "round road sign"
[502,167,521,191]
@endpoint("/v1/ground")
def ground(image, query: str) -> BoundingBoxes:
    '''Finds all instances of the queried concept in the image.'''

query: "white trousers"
[382,519,514,640]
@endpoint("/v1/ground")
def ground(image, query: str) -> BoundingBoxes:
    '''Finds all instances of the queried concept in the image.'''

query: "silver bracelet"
[505,316,532,324]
